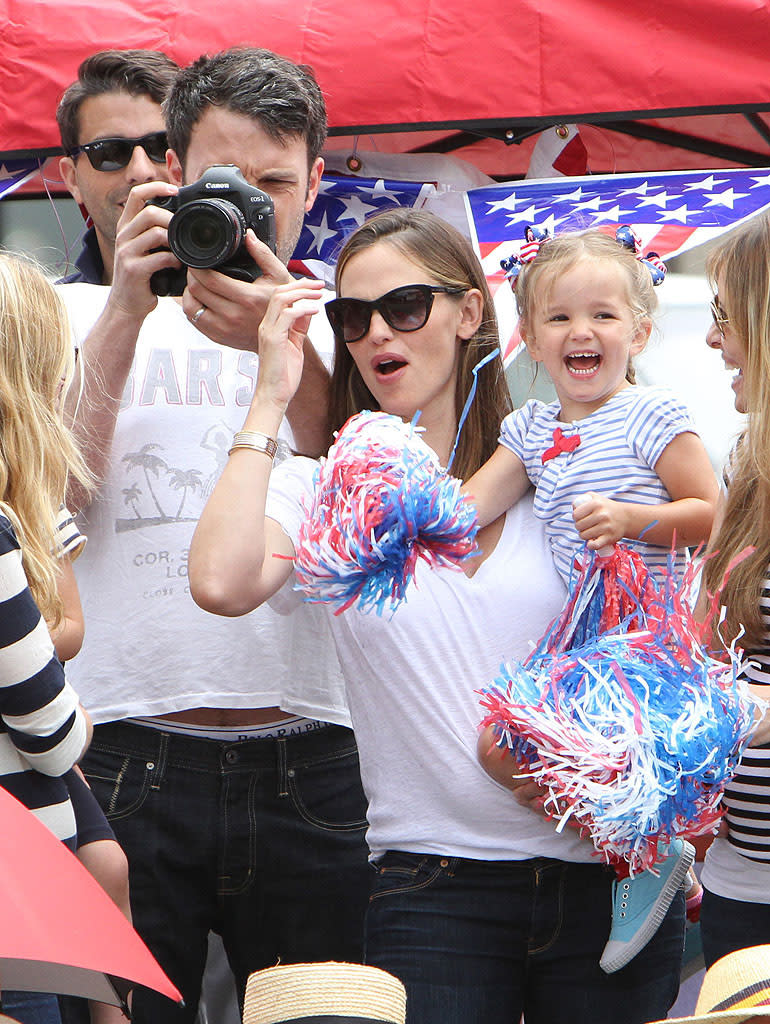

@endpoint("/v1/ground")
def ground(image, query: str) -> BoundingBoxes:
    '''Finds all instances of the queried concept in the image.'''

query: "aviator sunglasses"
[325,284,467,343]
[710,295,730,336]
[68,131,168,172]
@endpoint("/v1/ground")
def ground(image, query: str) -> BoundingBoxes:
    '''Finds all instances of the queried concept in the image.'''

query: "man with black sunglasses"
[57,46,369,1024]
[57,49,180,285]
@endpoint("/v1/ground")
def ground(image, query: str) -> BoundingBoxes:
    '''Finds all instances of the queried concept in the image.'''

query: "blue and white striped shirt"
[499,386,696,586]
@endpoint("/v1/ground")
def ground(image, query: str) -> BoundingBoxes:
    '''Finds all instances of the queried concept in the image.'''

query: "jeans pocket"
[369,851,449,901]
[287,745,369,832]
[81,744,156,821]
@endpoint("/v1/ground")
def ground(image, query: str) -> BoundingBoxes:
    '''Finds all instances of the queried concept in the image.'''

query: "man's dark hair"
[57,49,180,153]
[164,48,328,171]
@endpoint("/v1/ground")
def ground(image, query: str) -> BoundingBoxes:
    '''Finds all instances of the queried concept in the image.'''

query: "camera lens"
[168,198,246,269]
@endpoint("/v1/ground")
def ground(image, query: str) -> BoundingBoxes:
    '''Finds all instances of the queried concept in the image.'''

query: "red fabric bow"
[542,427,581,464]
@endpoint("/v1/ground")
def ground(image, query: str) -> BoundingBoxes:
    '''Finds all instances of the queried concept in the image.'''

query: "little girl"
[465,229,719,975]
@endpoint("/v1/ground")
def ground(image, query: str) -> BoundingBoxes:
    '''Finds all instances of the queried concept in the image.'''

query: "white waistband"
[127,715,330,741]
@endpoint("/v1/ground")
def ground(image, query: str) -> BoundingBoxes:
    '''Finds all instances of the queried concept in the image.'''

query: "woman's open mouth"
[374,357,407,376]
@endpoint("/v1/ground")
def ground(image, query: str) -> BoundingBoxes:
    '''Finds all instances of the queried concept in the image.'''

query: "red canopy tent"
[1,0,770,176]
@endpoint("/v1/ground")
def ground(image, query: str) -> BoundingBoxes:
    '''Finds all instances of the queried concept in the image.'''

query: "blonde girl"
[466,229,718,975]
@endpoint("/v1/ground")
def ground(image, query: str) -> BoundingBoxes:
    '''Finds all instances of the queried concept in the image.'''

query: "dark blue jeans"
[701,887,770,967]
[1,992,61,1024]
[82,721,370,1024]
[365,852,684,1024]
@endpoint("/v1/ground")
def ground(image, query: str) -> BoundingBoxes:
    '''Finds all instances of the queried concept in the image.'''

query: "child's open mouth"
[565,352,601,375]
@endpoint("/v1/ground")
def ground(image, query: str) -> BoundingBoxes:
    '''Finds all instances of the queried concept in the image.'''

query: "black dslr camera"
[148,165,276,296]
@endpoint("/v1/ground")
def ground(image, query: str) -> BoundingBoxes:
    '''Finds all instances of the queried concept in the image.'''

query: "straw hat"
[652,946,770,1023]
[243,962,407,1024]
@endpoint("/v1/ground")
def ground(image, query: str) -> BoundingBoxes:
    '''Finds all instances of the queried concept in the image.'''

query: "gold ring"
[191,306,206,325]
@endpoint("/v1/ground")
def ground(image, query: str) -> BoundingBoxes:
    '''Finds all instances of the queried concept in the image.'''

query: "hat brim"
[655,1009,769,1024]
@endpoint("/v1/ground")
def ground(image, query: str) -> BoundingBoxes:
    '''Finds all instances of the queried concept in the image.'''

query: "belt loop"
[148,732,169,791]
[276,737,289,797]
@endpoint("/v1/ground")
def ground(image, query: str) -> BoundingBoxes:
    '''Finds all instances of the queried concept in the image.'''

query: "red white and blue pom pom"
[479,545,761,874]
[294,410,478,615]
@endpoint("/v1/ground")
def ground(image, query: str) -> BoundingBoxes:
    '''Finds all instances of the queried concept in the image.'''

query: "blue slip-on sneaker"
[599,838,695,974]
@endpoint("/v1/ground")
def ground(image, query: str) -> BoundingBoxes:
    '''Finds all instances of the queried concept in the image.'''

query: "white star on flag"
[505,203,548,226]
[704,188,750,209]
[485,192,523,215]
[336,194,380,224]
[659,205,692,223]
[683,175,730,191]
[637,191,672,209]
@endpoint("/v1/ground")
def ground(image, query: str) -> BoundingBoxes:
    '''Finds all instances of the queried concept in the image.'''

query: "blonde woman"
[698,211,770,967]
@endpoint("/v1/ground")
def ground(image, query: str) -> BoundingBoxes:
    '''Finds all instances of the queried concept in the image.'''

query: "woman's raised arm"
[189,279,324,617]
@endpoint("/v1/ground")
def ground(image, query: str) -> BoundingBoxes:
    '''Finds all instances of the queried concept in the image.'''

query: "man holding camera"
[57,48,370,1024]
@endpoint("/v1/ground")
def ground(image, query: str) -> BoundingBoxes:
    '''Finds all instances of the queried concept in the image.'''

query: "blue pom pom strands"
[479,544,762,875]
[294,411,478,616]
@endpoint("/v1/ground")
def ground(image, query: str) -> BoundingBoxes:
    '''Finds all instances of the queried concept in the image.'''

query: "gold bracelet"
[228,431,279,460]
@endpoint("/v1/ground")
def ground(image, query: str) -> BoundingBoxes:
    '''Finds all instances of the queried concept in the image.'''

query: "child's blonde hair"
[703,212,770,645]
[514,230,658,383]
[0,253,93,627]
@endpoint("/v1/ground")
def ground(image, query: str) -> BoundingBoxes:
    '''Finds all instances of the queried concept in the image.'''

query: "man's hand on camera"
[182,229,295,352]
[108,181,182,323]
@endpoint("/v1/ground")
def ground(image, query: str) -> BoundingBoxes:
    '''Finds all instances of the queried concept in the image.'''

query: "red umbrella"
[0,786,182,1011]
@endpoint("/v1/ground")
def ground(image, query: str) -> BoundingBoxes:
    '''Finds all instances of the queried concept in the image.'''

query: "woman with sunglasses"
[188,208,683,1024]
[696,212,770,968]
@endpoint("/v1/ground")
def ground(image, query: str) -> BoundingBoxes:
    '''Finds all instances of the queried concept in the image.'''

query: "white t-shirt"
[266,455,596,863]
[499,387,696,586]
[58,283,349,726]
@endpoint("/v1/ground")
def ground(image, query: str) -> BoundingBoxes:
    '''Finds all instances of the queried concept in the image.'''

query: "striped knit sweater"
[0,513,87,848]
[723,576,770,862]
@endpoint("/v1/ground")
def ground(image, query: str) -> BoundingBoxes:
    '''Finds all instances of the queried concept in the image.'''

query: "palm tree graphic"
[122,483,143,519]
[167,468,203,519]
[121,444,169,520]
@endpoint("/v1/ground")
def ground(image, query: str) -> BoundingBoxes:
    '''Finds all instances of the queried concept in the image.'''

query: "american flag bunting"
[465,167,770,363]
[0,158,42,201]
[290,174,436,284]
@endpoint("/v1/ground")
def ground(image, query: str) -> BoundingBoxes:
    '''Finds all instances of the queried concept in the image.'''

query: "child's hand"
[477,726,532,791]
[510,779,547,813]
[684,868,703,924]
[572,492,628,551]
